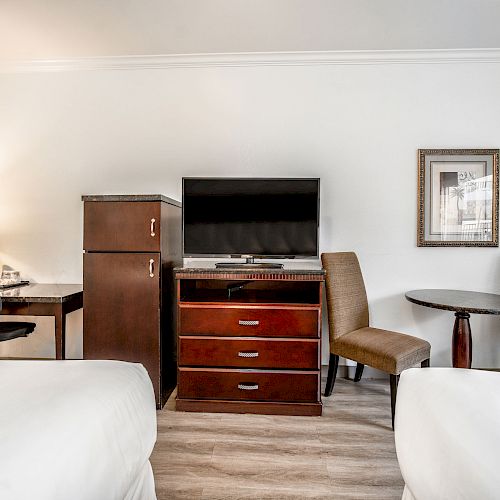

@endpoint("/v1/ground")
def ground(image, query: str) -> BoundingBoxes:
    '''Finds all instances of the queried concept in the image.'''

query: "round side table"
[405,289,500,368]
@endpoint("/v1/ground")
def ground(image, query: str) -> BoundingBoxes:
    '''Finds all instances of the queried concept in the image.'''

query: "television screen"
[183,178,319,257]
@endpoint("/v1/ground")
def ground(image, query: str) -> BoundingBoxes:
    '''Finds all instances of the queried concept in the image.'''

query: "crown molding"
[2,48,500,73]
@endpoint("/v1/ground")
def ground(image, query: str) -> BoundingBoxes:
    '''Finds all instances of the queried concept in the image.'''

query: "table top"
[405,289,500,315]
[0,284,83,303]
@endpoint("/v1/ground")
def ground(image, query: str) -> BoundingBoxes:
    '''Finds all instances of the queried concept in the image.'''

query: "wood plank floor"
[151,376,404,499]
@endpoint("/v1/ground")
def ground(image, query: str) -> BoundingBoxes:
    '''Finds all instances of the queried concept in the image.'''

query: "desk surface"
[0,283,83,303]
[405,289,500,315]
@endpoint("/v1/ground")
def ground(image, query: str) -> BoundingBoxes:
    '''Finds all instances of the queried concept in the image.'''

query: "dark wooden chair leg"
[390,374,400,431]
[324,354,339,397]
[354,363,364,382]
[421,358,430,368]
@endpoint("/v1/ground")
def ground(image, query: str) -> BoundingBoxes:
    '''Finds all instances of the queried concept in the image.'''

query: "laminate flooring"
[151,376,404,500]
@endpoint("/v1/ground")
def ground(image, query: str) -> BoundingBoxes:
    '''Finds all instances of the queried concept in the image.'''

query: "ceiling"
[1,0,500,60]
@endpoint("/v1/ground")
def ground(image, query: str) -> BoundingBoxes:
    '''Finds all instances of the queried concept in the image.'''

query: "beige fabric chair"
[321,252,431,428]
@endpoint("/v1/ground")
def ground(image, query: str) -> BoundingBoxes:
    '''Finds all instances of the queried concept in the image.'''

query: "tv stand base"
[215,262,284,269]
[174,267,325,416]
[176,399,322,416]
[216,256,284,269]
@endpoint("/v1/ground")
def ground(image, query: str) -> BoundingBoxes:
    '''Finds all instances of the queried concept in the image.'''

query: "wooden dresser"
[82,195,182,408]
[174,266,325,416]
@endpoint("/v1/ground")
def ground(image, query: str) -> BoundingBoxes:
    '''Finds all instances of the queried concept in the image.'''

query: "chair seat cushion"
[0,322,36,342]
[335,327,431,375]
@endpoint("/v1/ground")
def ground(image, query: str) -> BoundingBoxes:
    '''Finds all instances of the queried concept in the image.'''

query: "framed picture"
[417,149,499,247]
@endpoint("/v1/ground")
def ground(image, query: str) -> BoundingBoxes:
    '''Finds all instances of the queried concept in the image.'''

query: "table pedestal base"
[452,312,472,369]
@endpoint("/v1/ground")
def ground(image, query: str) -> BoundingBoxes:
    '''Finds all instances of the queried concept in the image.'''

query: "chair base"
[354,363,364,382]
[324,353,339,397]
[390,374,400,430]
[0,322,36,342]
[325,354,431,430]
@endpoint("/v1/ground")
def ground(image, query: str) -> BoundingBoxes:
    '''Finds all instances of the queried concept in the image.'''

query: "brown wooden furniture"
[175,266,325,416]
[405,289,500,368]
[82,195,182,408]
[322,252,431,429]
[0,284,83,359]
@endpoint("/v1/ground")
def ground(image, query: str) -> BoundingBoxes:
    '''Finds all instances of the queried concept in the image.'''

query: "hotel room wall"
[2,0,500,58]
[1,59,500,368]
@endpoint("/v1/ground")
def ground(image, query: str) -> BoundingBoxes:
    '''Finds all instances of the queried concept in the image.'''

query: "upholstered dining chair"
[321,252,431,429]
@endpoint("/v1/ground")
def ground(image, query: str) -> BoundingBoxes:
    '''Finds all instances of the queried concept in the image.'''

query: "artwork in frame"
[417,149,499,247]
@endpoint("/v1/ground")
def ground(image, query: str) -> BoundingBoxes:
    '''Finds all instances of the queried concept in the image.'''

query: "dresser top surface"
[82,194,181,206]
[175,262,325,280]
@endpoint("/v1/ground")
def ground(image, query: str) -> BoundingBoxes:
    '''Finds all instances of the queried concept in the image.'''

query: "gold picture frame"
[417,149,499,247]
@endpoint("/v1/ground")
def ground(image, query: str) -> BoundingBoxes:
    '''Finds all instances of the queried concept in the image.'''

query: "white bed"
[395,368,500,500]
[0,360,157,500]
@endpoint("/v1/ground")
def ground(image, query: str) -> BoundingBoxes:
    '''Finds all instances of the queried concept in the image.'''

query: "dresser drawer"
[84,201,161,252]
[179,336,319,369]
[179,306,319,338]
[178,368,320,402]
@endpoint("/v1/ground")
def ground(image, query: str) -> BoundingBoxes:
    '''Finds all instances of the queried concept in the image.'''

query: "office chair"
[0,298,36,344]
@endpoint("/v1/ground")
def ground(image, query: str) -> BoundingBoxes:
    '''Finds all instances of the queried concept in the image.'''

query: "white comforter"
[395,368,500,500]
[0,360,157,500]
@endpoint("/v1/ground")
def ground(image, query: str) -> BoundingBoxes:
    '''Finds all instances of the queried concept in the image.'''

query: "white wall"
[2,0,500,59]
[1,56,500,367]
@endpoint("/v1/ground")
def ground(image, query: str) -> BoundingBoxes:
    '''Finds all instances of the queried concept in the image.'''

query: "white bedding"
[0,360,157,500]
[395,368,500,500]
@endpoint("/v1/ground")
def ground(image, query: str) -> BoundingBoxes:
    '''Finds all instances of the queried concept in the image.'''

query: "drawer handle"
[238,351,259,358]
[149,259,155,278]
[238,383,259,391]
[238,320,259,326]
[150,218,156,237]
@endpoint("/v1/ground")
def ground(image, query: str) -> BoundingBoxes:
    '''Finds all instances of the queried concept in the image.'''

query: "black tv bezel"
[182,177,320,259]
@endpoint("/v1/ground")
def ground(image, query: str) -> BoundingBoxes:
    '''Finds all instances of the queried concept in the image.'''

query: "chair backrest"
[321,252,369,345]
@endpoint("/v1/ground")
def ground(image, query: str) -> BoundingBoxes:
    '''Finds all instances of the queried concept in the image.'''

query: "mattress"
[0,360,157,500]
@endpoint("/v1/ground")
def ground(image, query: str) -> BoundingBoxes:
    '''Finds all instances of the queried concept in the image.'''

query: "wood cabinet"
[175,268,325,416]
[83,201,162,252]
[83,195,181,408]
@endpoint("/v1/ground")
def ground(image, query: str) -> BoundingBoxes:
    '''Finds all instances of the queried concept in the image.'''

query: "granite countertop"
[175,261,325,276]
[0,283,83,303]
[405,289,500,315]
[82,194,181,207]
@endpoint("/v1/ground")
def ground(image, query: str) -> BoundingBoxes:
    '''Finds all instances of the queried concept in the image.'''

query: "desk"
[405,289,500,369]
[0,284,83,359]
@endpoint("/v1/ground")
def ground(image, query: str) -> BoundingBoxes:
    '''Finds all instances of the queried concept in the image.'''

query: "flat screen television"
[182,178,319,263]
